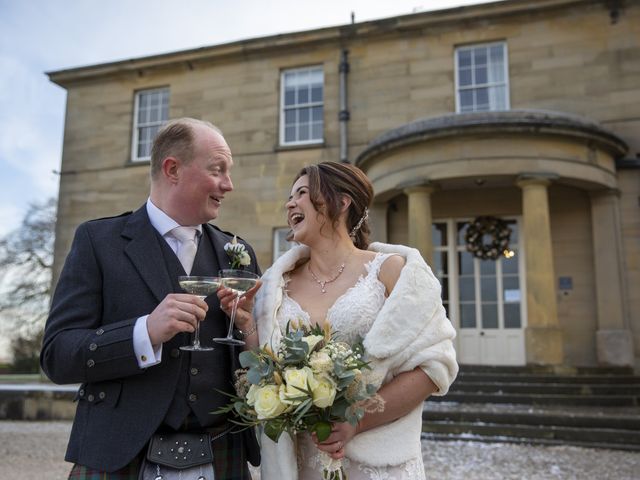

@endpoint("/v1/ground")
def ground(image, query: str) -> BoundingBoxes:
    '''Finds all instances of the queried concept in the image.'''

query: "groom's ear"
[162,157,180,184]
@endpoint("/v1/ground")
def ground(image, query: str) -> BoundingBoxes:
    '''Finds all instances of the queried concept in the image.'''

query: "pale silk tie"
[172,226,198,275]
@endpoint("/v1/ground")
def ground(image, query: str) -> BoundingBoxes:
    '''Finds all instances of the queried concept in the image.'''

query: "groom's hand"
[147,293,208,345]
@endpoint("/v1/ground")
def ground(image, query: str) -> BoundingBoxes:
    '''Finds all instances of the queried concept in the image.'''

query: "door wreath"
[465,216,512,260]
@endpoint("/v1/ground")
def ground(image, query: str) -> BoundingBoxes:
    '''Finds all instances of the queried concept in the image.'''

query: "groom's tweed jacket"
[253,242,459,479]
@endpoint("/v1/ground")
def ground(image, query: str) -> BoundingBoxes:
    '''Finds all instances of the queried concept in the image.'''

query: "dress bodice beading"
[277,252,393,343]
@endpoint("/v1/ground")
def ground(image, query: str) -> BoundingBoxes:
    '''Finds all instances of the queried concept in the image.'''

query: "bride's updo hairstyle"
[294,162,373,249]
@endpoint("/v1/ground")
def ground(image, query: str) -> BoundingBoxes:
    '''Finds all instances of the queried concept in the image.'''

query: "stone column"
[590,189,634,366]
[403,184,436,264]
[516,174,563,365]
[369,202,388,244]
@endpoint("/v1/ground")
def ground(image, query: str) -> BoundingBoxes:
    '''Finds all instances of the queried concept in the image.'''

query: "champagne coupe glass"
[214,269,259,346]
[178,276,221,351]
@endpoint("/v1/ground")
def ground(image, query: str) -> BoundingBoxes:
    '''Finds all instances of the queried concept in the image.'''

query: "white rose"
[302,334,324,353]
[246,383,260,406]
[279,367,317,405]
[311,376,337,408]
[239,251,251,266]
[308,350,333,374]
[252,385,287,419]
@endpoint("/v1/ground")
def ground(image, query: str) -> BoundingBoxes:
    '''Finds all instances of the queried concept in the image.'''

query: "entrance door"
[432,219,526,366]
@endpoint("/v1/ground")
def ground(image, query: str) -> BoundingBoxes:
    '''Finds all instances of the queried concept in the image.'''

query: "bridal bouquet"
[218,321,381,480]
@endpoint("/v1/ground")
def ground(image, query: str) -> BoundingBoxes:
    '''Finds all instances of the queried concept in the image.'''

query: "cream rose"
[308,350,333,374]
[250,385,287,419]
[279,367,317,405]
[311,375,337,408]
[302,334,324,353]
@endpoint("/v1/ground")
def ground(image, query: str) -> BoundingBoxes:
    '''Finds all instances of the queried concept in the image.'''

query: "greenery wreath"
[465,216,512,260]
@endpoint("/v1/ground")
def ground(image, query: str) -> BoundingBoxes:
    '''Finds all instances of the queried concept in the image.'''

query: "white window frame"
[279,66,324,146]
[131,87,170,162]
[454,42,510,113]
[273,227,296,262]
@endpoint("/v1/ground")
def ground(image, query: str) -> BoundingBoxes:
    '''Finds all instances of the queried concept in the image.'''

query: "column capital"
[398,179,436,195]
[516,172,559,188]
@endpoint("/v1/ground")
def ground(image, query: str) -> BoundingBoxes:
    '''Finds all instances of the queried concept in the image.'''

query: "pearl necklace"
[308,261,346,294]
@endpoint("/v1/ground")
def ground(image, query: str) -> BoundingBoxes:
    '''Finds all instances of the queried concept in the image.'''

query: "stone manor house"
[49,0,640,370]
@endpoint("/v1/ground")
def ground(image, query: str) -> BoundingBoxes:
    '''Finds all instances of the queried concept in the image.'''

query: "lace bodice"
[276,252,393,344]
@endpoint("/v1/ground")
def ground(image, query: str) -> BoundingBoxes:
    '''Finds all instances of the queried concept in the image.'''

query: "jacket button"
[189,394,197,402]
[96,328,104,335]
[190,367,199,376]
[78,389,85,397]
[98,391,106,400]
[86,359,95,368]
[170,349,180,358]
[89,343,97,351]
[87,394,95,402]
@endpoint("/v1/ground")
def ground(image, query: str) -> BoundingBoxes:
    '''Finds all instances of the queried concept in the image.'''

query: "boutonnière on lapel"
[224,236,251,269]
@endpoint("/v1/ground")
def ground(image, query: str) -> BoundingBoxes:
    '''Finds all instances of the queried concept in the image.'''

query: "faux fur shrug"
[253,242,458,479]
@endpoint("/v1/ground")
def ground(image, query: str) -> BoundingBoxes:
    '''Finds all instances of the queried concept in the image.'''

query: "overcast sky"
[0,0,501,237]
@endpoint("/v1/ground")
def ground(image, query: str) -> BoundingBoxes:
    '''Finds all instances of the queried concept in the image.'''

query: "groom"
[40,118,260,478]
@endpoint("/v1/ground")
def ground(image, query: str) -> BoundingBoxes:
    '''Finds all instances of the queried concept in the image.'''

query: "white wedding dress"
[276,252,427,480]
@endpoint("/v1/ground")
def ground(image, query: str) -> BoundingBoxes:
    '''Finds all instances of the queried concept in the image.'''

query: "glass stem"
[227,294,240,339]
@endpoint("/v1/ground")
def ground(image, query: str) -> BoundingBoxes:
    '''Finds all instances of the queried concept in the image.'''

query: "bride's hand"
[312,422,358,460]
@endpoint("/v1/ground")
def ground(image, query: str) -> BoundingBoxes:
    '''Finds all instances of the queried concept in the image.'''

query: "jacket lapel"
[122,206,174,303]
[203,223,232,272]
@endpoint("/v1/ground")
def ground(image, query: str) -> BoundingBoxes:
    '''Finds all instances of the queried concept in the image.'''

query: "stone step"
[457,365,634,375]
[451,381,640,395]
[420,432,640,452]
[423,408,640,431]
[421,421,640,449]
[432,391,638,406]
[456,372,640,385]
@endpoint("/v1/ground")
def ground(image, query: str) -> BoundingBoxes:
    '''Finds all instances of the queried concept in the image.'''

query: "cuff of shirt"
[133,315,162,367]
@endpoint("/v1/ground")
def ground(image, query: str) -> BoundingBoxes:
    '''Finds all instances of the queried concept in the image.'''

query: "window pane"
[284,88,296,106]
[481,303,498,328]
[504,303,521,328]
[299,107,310,123]
[460,90,473,109]
[481,276,497,302]
[432,223,448,247]
[285,126,296,142]
[459,276,475,301]
[502,254,518,274]
[490,45,504,63]
[476,66,488,84]
[284,109,296,125]
[458,50,472,68]
[441,278,449,303]
[311,85,323,102]
[460,304,476,328]
[459,251,474,275]
[479,258,496,275]
[299,123,310,141]
[312,106,323,121]
[457,222,469,245]
[502,275,519,294]
[433,251,448,278]
[298,87,309,104]
[459,69,472,87]
[474,47,487,65]
[476,88,489,108]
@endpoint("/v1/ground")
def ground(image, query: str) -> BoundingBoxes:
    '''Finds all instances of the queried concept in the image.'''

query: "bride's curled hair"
[293,162,373,249]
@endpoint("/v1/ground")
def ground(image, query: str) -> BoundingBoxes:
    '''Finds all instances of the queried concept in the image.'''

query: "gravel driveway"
[2,421,638,479]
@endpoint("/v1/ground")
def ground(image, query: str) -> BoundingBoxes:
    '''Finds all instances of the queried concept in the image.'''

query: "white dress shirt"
[133,199,202,367]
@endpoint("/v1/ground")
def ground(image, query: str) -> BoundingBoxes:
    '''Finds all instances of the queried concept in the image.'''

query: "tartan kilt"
[67,427,251,480]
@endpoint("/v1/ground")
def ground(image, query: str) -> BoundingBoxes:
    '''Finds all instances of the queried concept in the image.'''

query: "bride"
[253,161,458,479]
